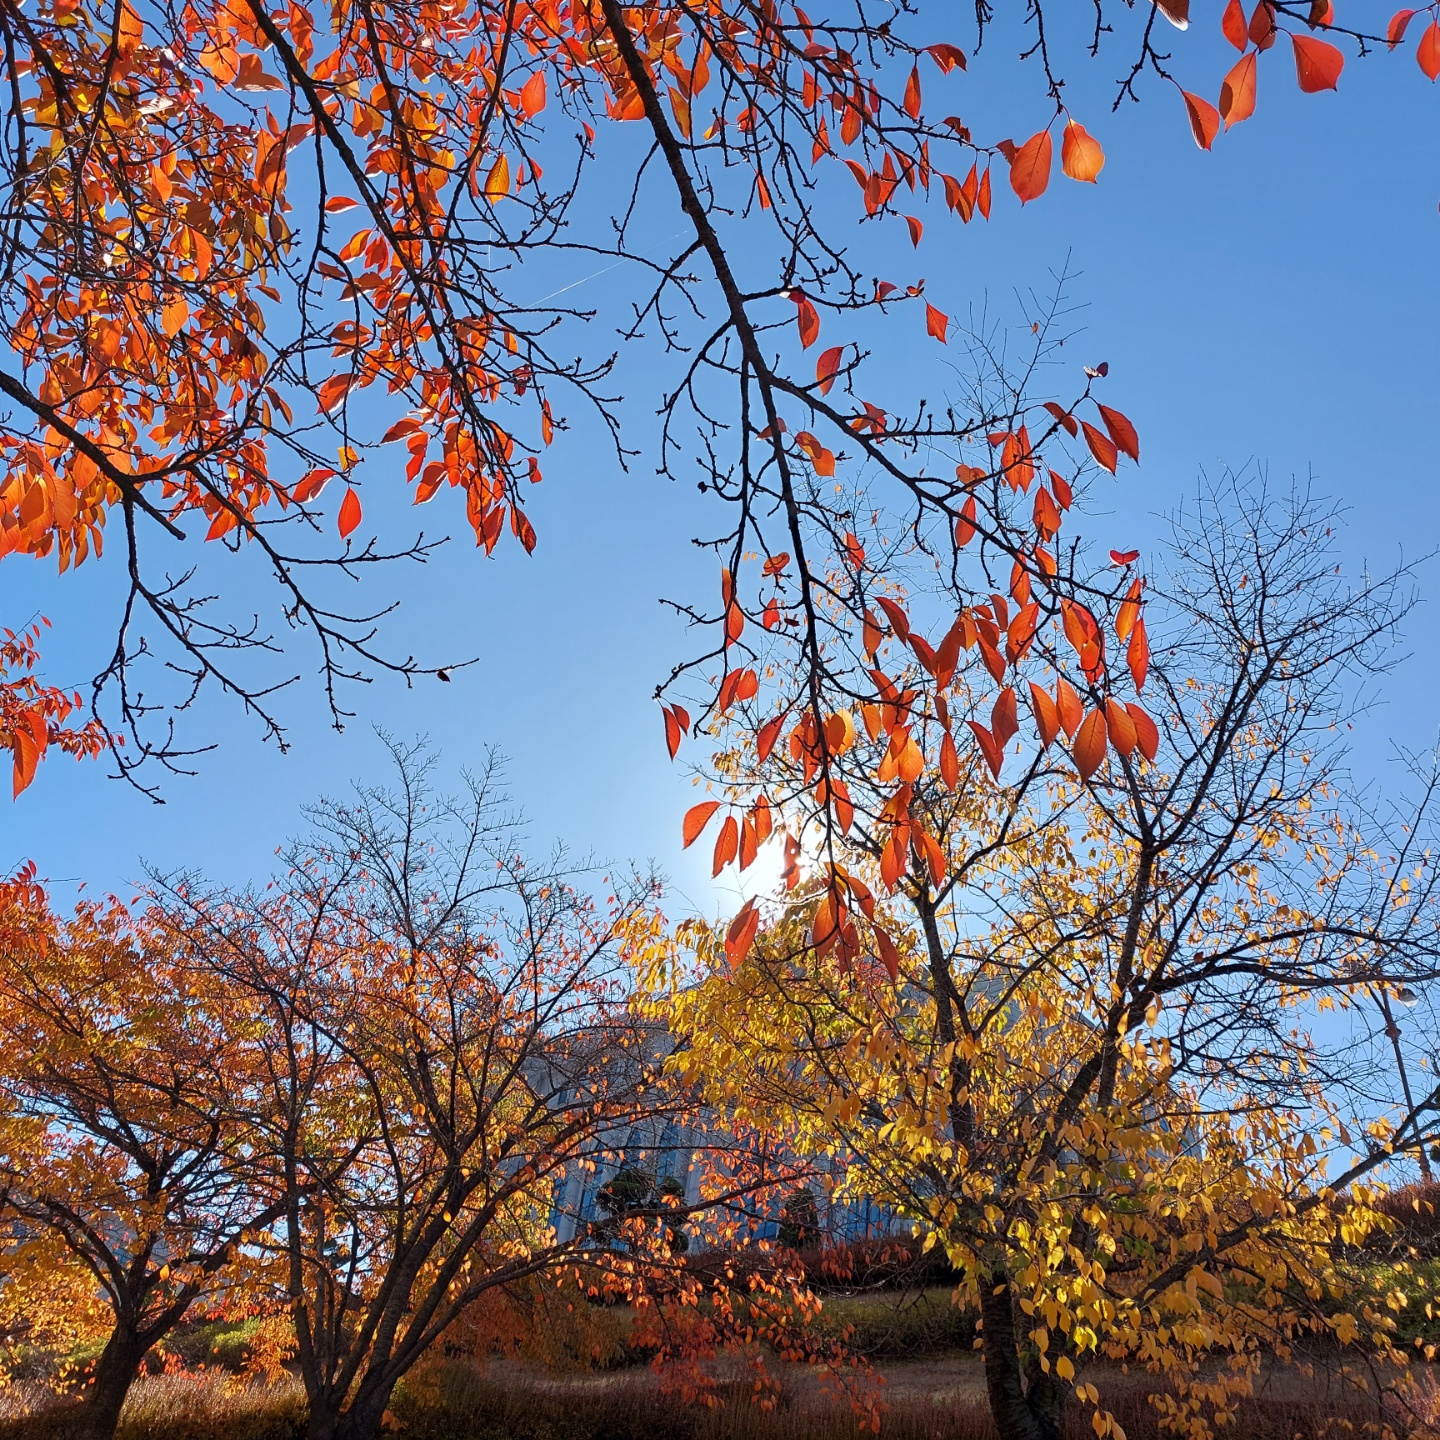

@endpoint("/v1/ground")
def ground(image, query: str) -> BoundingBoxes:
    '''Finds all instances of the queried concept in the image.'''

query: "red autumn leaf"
[205,508,239,542]
[991,686,1018,747]
[1292,33,1344,91]
[1419,21,1440,78]
[519,70,547,118]
[337,487,362,539]
[1105,696,1138,756]
[1081,421,1118,474]
[905,215,924,247]
[1248,1,1277,49]
[663,706,682,760]
[1072,707,1108,780]
[940,729,960,789]
[1127,702,1160,761]
[1182,90,1221,151]
[874,925,902,983]
[816,345,843,395]
[916,827,946,887]
[875,596,911,642]
[1116,578,1143,640]
[794,295,821,348]
[1029,682,1060,747]
[968,720,1003,779]
[926,303,949,342]
[1060,121,1104,183]
[291,468,335,504]
[712,815,739,876]
[1042,400,1079,438]
[926,42,967,73]
[1097,404,1140,463]
[1220,52,1258,128]
[978,166,992,219]
[725,898,760,968]
[1110,549,1140,566]
[956,496,977,547]
[1222,0,1249,49]
[757,714,784,763]
[1128,615,1150,690]
[682,800,721,848]
[381,417,423,443]
[1055,677,1084,738]
[1389,9,1418,48]
[1008,130,1052,204]
[1156,0,1190,27]
[903,67,921,119]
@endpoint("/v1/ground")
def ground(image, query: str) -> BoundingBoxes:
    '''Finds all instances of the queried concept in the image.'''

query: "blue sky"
[4,11,1438,920]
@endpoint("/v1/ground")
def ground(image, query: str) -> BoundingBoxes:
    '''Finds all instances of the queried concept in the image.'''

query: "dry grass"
[0,1351,1433,1439]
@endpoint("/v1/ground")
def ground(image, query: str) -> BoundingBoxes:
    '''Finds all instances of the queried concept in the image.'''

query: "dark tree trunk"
[334,1376,397,1440]
[979,1271,1064,1440]
[302,1376,397,1440]
[69,1325,149,1440]
[304,1395,340,1440]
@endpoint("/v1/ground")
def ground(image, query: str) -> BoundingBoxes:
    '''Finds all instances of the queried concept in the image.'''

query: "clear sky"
[4,10,1438,921]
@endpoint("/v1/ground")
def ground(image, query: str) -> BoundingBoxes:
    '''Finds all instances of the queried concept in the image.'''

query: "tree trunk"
[332,1375,397,1440]
[69,1325,149,1440]
[304,1395,340,1440]
[979,1271,1064,1440]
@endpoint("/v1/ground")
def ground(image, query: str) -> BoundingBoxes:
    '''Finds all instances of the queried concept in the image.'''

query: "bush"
[1369,1182,1440,1259]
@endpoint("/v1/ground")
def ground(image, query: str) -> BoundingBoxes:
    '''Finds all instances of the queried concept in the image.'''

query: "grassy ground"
[3,1283,1438,1438]
[0,1346,1433,1440]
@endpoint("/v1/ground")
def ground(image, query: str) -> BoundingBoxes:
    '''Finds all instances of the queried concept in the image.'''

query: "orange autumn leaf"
[1222,0,1249,48]
[161,297,189,337]
[816,345,843,394]
[663,703,690,760]
[337,487,362,539]
[874,925,902,982]
[725,898,761,968]
[1081,420,1118,475]
[794,295,821,348]
[1008,130,1052,204]
[1072,707,1108,780]
[682,800,721,848]
[484,152,511,201]
[756,714,785,763]
[968,720,1003,779]
[991,686,1018,747]
[1055,677,1084,738]
[1220,52,1258,128]
[926,42,967,73]
[1029,682,1060,748]
[1292,33,1344,91]
[1127,701,1160,761]
[1060,121,1104,182]
[1389,9,1418,48]
[711,815,739,875]
[1182,90,1221,151]
[1096,404,1140,463]
[519,71,547,118]
[1419,21,1440,79]
[939,729,960,789]
[903,67,921,119]
[1128,615,1151,690]
[1105,696,1138,756]
[926,303,949,342]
